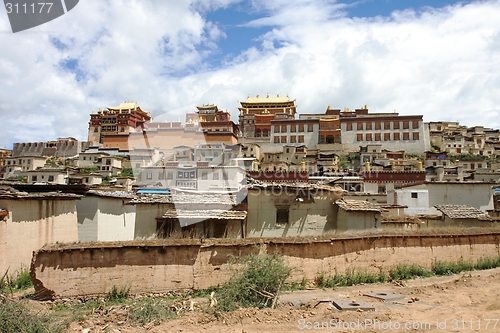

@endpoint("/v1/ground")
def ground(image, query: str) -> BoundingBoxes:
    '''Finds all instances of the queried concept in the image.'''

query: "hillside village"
[1,96,500,276]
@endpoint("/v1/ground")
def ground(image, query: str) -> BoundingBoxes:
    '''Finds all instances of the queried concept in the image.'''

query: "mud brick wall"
[31,233,500,299]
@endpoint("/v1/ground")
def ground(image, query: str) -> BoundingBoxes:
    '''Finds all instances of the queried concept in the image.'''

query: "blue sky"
[0,0,499,148]
[205,0,471,67]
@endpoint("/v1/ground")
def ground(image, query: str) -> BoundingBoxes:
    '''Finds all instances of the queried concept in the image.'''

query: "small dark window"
[411,192,418,199]
[276,208,289,224]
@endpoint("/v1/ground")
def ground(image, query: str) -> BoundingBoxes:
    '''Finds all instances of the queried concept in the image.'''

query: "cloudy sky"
[0,0,499,149]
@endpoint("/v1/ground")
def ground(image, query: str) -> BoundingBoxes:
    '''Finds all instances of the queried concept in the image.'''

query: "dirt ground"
[58,267,500,333]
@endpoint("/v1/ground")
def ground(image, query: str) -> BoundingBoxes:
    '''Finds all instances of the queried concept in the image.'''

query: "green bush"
[217,252,292,312]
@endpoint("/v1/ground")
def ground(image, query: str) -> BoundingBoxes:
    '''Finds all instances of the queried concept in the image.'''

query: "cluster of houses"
[1,97,500,274]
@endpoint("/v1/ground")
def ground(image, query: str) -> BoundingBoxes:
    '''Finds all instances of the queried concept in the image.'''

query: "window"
[274,125,280,133]
[281,125,287,133]
[291,125,296,132]
[403,121,409,129]
[158,172,164,180]
[357,122,364,131]
[384,122,391,130]
[411,192,418,199]
[307,124,313,132]
[357,134,363,141]
[213,172,219,180]
[375,122,381,130]
[48,175,54,182]
[274,136,279,143]
[298,124,304,132]
[413,132,419,140]
[412,120,419,129]
[384,133,391,141]
[146,172,152,180]
[366,133,372,141]
[375,133,381,141]
[393,121,400,129]
[201,171,208,180]
[167,172,173,179]
[394,132,400,140]
[281,136,287,143]
[276,207,289,224]
[298,135,304,143]
[290,136,296,143]
[366,122,372,130]
[346,123,352,131]
[31,176,37,182]
[178,171,184,178]
[403,132,410,140]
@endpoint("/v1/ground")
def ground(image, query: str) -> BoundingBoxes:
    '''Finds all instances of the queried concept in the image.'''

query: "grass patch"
[315,268,386,288]
[1,267,33,293]
[0,300,67,333]
[431,259,474,276]
[216,252,292,312]
[389,263,433,281]
[475,256,500,270]
[131,298,177,326]
[284,276,308,291]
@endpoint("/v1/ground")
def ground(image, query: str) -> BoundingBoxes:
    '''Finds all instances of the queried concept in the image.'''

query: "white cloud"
[0,0,499,148]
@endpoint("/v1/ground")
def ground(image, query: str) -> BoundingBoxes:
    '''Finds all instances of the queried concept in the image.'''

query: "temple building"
[187,104,239,141]
[238,94,297,140]
[88,101,152,145]
[88,102,238,151]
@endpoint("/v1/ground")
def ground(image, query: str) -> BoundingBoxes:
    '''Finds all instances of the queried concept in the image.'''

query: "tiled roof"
[129,192,240,205]
[336,199,383,212]
[87,190,135,199]
[0,188,81,200]
[434,204,488,219]
[249,182,345,193]
[161,209,247,220]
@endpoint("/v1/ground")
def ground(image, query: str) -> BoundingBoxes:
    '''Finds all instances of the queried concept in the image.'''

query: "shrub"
[106,285,130,304]
[217,252,292,312]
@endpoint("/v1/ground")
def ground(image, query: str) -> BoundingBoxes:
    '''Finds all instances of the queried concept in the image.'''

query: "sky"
[0,0,499,149]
